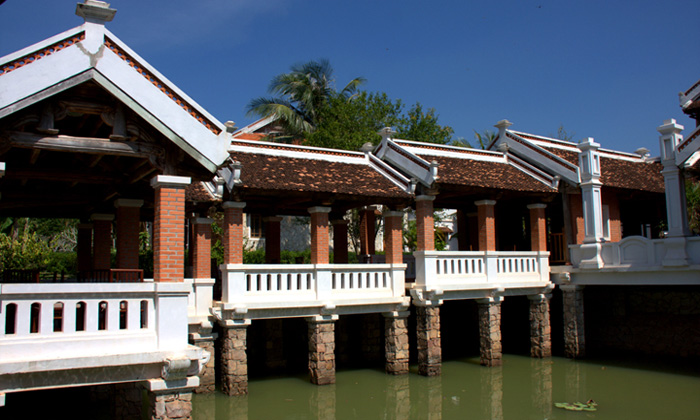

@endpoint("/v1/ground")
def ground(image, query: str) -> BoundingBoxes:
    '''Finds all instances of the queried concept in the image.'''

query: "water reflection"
[309,385,336,420]
[480,366,503,420]
[384,375,410,420]
[530,359,553,417]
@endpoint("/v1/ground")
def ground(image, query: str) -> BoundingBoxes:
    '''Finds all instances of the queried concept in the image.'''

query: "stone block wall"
[585,285,700,357]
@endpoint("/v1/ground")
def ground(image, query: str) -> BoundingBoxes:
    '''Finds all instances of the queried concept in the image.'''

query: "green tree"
[246,59,365,142]
[306,91,403,150]
[396,103,453,145]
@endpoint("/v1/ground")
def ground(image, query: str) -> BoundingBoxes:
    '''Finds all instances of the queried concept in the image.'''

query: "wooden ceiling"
[0,81,216,220]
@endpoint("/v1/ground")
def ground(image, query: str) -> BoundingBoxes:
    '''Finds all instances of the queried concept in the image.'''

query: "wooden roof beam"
[6,131,164,158]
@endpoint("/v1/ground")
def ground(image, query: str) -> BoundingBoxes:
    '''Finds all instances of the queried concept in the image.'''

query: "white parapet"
[217,263,409,319]
[411,250,552,303]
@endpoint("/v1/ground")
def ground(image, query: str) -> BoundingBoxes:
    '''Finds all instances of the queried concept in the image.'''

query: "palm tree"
[246,59,365,141]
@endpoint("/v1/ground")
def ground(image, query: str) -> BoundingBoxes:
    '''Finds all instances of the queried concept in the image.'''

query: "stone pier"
[220,321,250,396]
[189,326,217,393]
[477,297,503,367]
[561,285,586,358]
[416,305,441,376]
[143,379,198,420]
[384,311,410,375]
[528,294,552,358]
[308,315,337,385]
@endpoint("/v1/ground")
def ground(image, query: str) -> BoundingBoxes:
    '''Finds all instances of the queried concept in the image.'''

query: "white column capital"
[383,211,404,218]
[114,198,144,208]
[0,162,5,178]
[416,195,436,202]
[91,213,114,222]
[475,199,497,207]
[190,217,214,225]
[308,206,331,215]
[527,203,547,210]
[150,175,191,189]
[222,201,246,209]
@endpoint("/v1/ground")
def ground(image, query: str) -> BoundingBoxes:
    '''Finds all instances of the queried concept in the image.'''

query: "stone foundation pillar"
[189,326,217,393]
[528,294,552,358]
[561,285,586,358]
[416,305,441,376]
[220,320,250,395]
[384,311,410,375]
[477,296,503,367]
[144,379,196,420]
[308,315,337,385]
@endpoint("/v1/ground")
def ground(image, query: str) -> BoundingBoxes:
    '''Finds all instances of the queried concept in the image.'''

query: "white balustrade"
[0,282,190,362]
[570,236,700,269]
[414,251,550,292]
[220,263,407,308]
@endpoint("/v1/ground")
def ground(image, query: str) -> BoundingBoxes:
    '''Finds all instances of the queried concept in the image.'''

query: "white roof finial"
[76,1,117,24]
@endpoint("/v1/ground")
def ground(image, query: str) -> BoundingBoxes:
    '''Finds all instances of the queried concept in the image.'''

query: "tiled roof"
[186,182,217,202]
[420,155,556,193]
[600,158,664,193]
[230,152,412,199]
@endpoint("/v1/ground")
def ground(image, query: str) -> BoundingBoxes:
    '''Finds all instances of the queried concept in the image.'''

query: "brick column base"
[384,312,410,375]
[308,316,336,385]
[416,305,441,376]
[528,294,552,358]
[220,322,250,395]
[561,285,586,358]
[477,297,503,367]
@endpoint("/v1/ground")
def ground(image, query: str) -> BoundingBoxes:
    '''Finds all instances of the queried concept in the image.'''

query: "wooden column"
[331,219,349,264]
[191,217,213,279]
[91,214,114,270]
[264,216,283,264]
[383,211,404,264]
[114,199,143,269]
[309,207,331,265]
[416,195,435,252]
[527,203,547,252]
[151,175,190,283]
[359,206,377,260]
[77,223,93,272]
[475,200,497,251]
[223,202,246,265]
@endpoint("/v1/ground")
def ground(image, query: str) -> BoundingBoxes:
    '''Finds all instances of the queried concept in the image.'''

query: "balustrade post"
[484,252,499,284]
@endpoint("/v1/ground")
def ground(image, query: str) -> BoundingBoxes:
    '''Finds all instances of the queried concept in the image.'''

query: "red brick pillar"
[115,199,143,269]
[475,200,497,251]
[527,203,547,252]
[77,223,93,272]
[383,211,404,264]
[416,196,435,252]
[91,214,114,270]
[264,216,282,264]
[151,175,190,283]
[359,206,377,259]
[191,217,213,279]
[309,207,331,265]
[331,219,349,264]
[223,202,246,265]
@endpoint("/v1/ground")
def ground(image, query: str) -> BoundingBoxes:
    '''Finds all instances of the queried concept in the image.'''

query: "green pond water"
[192,355,700,420]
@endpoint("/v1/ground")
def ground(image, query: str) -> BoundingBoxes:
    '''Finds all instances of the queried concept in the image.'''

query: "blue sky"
[1,0,698,154]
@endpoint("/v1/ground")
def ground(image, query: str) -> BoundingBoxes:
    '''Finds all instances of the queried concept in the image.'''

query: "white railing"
[184,277,215,324]
[413,250,550,291]
[368,254,416,280]
[220,263,406,308]
[570,236,700,268]
[0,282,191,362]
